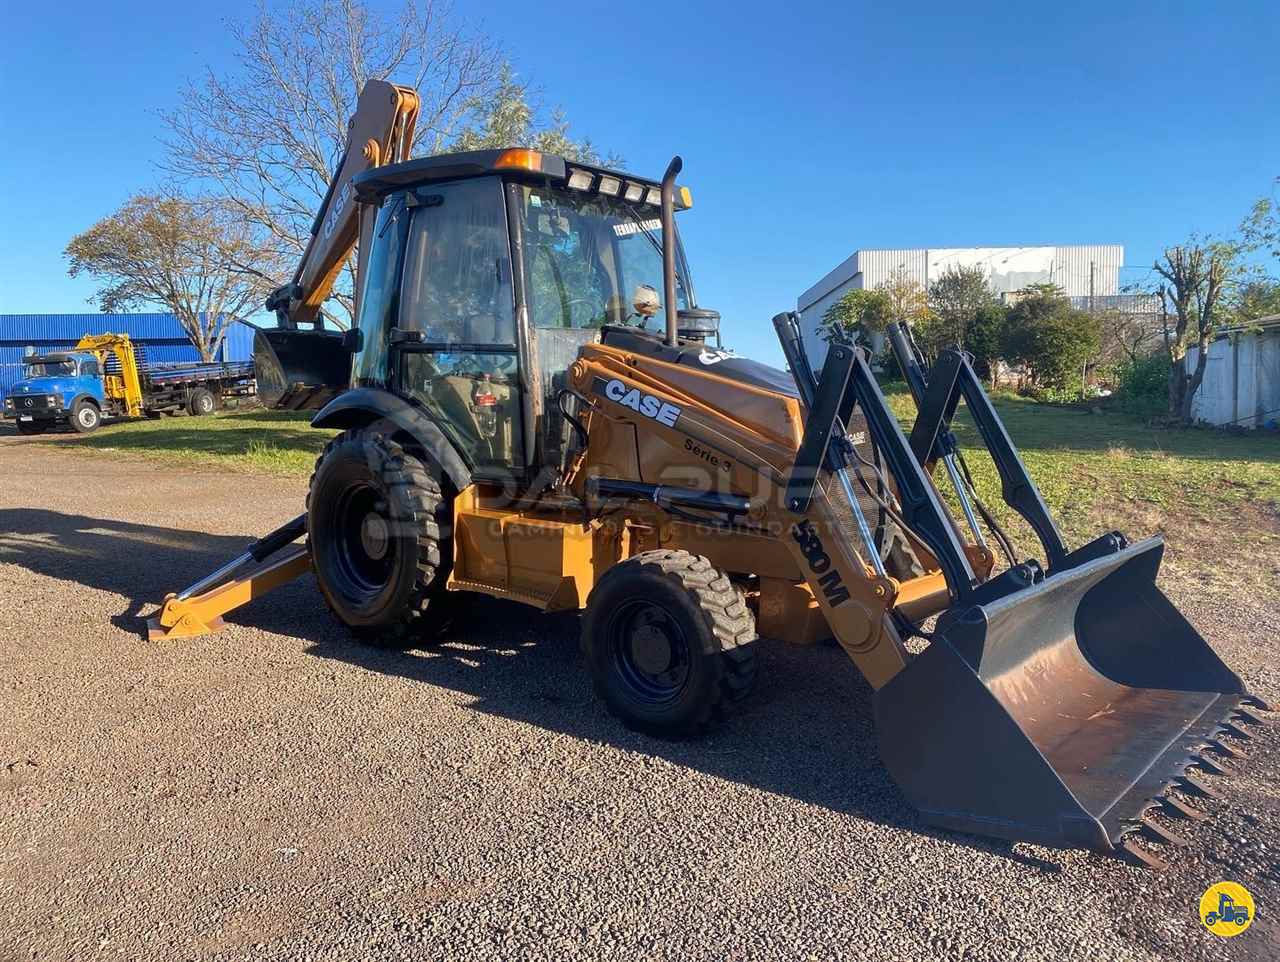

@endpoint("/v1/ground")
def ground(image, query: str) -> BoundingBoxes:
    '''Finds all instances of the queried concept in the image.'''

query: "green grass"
[36,408,337,475]
[29,387,1280,600]
[881,384,1280,603]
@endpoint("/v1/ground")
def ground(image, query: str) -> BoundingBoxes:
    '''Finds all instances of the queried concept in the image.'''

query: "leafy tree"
[927,264,995,348]
[1240,183,1279,261]
[820,288,893,347]
[1001,285,1100,393]
[1229,277,1280,325]
[65,194,260,361]
[966,301,1008,386]
[452,65,612,164]
[1153,240,1236,421]
[877,267,930,325]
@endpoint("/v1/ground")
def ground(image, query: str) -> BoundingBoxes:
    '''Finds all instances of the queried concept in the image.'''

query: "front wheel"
[69,400,101,433]
[582,550,757,736]
[15,420,47,436]
[307,431,450,640]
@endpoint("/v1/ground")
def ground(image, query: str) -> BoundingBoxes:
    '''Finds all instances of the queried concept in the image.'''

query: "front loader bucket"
[876,536,1263,864]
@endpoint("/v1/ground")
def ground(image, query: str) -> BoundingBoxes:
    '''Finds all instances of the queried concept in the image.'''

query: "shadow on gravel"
[0,506,1063,870]
[0,508,320,638]
[305,595,1067,874]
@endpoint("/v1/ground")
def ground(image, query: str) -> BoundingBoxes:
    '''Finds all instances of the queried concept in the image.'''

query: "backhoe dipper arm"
[266,81,420,327]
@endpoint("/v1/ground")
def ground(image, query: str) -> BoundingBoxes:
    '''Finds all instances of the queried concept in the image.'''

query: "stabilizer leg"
[147,544,311,640]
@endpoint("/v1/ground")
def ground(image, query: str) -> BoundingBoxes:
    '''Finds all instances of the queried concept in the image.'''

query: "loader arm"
[266,81,420,327]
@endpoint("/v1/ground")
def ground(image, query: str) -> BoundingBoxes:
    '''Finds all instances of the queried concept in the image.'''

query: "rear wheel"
[69,400,101,433]
[188,388,217,417]
[582,550,757,736]
[15,420,47,436]
[307,431,450,641]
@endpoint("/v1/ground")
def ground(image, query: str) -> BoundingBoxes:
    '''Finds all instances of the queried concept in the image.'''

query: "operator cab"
[21,352,98,380]
[343,149,708,483]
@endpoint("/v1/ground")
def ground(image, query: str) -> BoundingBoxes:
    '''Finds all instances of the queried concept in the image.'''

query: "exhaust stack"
[660,156,683,346]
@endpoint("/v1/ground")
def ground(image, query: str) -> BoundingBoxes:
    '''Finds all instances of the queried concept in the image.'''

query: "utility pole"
[1089,260,1095,313]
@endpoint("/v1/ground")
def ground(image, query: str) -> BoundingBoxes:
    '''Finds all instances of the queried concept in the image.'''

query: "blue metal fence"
[0,313,255,400]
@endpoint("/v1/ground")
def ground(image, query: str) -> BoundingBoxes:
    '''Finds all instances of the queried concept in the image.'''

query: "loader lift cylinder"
[886,322,988,551]
[773,314,888,577]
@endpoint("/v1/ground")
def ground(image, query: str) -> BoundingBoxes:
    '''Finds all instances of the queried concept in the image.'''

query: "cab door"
[390,178,525,480]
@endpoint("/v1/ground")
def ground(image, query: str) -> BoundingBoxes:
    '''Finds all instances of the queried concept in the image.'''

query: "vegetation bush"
[1114,351,1170,417]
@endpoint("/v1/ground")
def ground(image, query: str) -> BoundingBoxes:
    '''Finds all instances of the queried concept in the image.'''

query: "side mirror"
[342,328,364,353]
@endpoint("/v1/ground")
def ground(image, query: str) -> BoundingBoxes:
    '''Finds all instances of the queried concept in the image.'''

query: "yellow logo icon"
[1200,881,1255,936]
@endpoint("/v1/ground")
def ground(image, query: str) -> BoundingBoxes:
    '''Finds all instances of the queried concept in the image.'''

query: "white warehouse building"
[796,244,1125,365]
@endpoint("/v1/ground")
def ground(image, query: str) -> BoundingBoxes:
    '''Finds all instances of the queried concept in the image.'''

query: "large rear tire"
[582,550,757,736]
[69,400,101,434]
[307,431,450,641]
[188,388,217,417]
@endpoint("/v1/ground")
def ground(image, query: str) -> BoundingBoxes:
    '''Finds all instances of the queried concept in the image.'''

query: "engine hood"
[598,327,798,398]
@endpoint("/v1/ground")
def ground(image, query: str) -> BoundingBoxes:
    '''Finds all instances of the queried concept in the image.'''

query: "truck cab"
[3,351,106,434]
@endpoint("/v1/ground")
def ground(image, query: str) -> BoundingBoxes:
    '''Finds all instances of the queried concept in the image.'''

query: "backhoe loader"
[150,79,1267,868]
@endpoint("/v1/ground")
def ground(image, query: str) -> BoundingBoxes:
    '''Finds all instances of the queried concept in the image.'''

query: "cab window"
[353,194,411,386]
[395,178,522,474]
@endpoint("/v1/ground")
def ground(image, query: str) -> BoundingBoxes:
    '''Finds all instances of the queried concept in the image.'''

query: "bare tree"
[162,0,502,325]
[1153,242,1234,421]
[66,195,262,361]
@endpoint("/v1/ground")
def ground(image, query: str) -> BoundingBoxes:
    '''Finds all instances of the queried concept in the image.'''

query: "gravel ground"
[1,433,1277,962]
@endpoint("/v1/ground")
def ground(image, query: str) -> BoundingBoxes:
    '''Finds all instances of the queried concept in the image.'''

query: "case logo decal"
[599,378,682,427]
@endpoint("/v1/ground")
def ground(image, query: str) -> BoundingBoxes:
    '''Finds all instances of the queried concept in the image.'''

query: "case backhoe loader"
[151,80,1267,868]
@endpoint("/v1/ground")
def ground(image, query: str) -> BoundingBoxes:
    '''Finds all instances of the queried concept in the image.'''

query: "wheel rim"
[198,396,213,413]
[607,600,692,706]
[78,407,96,428]
[330,481,396,601]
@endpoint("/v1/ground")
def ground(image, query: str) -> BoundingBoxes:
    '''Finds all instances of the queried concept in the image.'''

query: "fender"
[67,392,102,415]
[311,387,472,491]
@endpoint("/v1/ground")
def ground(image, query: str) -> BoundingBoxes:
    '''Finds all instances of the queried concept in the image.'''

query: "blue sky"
[3,1,1277,364]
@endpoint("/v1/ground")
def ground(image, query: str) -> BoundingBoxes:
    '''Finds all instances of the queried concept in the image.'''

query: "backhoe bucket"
[253,327,351,411]
[876,536,1261,863]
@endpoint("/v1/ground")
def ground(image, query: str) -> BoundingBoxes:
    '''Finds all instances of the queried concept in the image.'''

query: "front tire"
[307,431,449,640]
[69,400,101,433]
[582,550,757,736]
[15,420,47,436]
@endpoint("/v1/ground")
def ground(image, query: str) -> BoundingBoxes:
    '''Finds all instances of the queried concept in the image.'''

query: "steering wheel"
[562,296,602,329]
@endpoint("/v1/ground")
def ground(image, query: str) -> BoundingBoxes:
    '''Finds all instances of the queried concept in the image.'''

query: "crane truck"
[3,333,254,434]
[149,80,1267,869]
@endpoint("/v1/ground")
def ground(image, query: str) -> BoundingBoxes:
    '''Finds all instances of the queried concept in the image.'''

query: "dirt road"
[1,436,1276,961]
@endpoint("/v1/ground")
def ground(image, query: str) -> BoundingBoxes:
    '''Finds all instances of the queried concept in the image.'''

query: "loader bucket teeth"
[1175,773,1223,801]
[1206,738,1246,761]
[875,538,1261,865]
[1159,795,1207,821]
[1118,837,1167,871]
[1192,753,1234,777]
[1234,706,1268,727]
[1138,815,1188,848]
[1221,721,1254,741]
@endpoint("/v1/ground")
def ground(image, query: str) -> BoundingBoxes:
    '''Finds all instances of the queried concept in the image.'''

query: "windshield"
[516,185,691,332]
[23,359,77,378]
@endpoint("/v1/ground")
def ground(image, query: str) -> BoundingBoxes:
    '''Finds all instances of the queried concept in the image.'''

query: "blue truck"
[3,333,255,435]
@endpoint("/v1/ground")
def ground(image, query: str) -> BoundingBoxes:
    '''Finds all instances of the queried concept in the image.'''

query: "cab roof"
[24,352,80,364]
[352,148,691,210]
